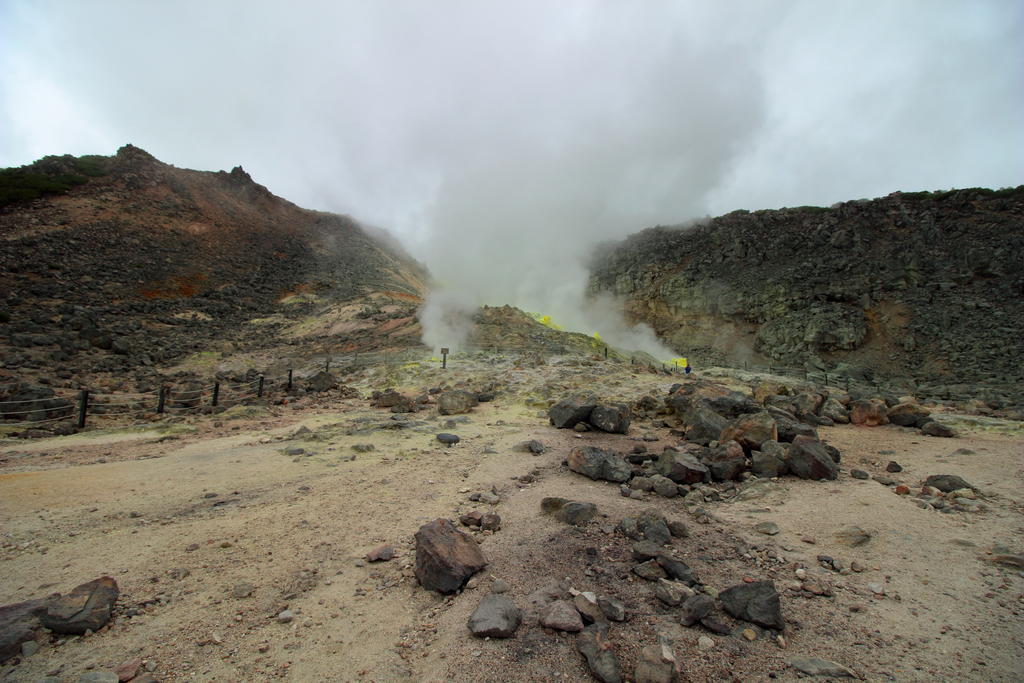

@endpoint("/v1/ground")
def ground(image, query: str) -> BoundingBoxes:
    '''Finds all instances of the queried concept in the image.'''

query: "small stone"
[895,484,910,495]
[598,596,626,622]
[20,640,39,657]
[436,433,460,446]
[697,635,715,650]
[754,521,780,536]
[789,658,856,678]
[539,599,583,632]
[277,610,294,624]
[480,513,501,531]
[114,657,142,682]
[850,560,866,573]
[577,624,622,683]
[742,628,757,641]
[491,579,510,594]
[886,461,902,473]
[679,594,714,626]
[365,545,395,562]
[834,526,871,547]
[231,582,255,599]
[186,543,199,552]
[654,579,693,607]
[850,469,869,480]
[467,594,522,638]
[867,583,886,596]
[633,559,668,581]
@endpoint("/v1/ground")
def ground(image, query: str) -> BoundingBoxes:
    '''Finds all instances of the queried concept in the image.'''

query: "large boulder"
[590,403,631,434]
[40,577,119,635]
[774,415,819,443]
[414,519,487,594]
[784,436,839,480]
[850,399,889,426]
[468,594,522,638]
[886,402,930,428]
[437,390,479,415]
[701,440,747,482]
[751,450,787,478]
[719,412,777,452]
[549,398,596,429]
[683,401,730,446]
[819,397,851,424]
[719,580,784,630]
[568,446,633,483]
[656,446,710,484]
[791,393,825,421]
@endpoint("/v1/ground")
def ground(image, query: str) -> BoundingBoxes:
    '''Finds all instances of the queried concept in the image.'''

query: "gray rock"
[41,577,119,635]
[305,371,337,393]
[887,402,930,428]
[231,582,255,599]
[785,436,839,480]
[436,433,460,446]
[655,579,692,607]
[515,440,545,454]
[468,594,522,638]
[631,541,665,562]
[634,638,677,683]
[77,673,119,683]
[751,451,787,478]
[656,555,698,586]
[0,598,46,663]
[276,610,294,624]
[850,469,870,480]
[577,624,622,683]
[886,461,902,472]
[656,446,710,484]
[754,521,780,535]
[437,390,478,415]
[924,474,973,492]
[649,474,678,498]
[667,520,689,538]
[284,446,305,456]
[573,592,606,625]
[683,402,729,446]
[539,600,583,632]
[701,440,747,481]
[633,560,668,581]
[719,580,784,630]
[678,593,714,626]
[549,398,596,429]
[541,497,598,525]
[637,510,672,546]
[590,403,631,434]
[598,596,626,622]
[568,446,633,483]
[789,657,856,678]
[921,421,957,438]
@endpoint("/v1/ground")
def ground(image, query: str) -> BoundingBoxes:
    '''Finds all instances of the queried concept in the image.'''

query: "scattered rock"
[577,624,622,683]
[541,497,598,525]
[697,635,715,650]
[755,522,780,536]
[719,580,784,630]
[634,637,677,683]
[41,576,119,635]
[834,526,871,547]
[568,446,633,483]
[850,399,889,426]
[0,598,47,663]
[114,657,143,682]
[305,371,337,393]
[436,433,460,446]
[789,657,856,678]
[276,610,294,624]
[656,447,710,484]
[678,594,714,626]
[573,592,606,625]
[515,440,546,454]
[657,556,698,586]
[480,513,501,531]
[460,511,484,527]
[231,582,255,599]
[437,390,478,415]
[590,403,632,434]
[365,545,395,562]
[655,579,693,607]
[887,402,930,428]
[921,421,957,438]
[413,519,488,594]
[924,474,973,493]
[886,461,903,472]
[598,596,626,622]
[850,469,869,480]
[549,398,596,429]
[633,560,668,581]
[720,412,778,451]
[468,594,522,638]
[785,436,839,480]
[540,600,584,632]
[702,440,747,481]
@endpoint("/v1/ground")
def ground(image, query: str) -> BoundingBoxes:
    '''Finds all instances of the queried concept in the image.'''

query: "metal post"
[257,375,264,398]
[441,347,449,369]
[77,389,89,428]
[287,369,293,391]
[157,387,166,414]
[212,382,220,407]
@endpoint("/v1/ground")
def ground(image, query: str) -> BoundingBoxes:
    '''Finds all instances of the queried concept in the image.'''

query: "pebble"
[697,635,715,650]
[850,469,870,480]
[755,522,780,535]
[231,582,255,599]
[867,583,886,596]
[277,610,295,624]
[742,628,757,641]
[491,579,510,594]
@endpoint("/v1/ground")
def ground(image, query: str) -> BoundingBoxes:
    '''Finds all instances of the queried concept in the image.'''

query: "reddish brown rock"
[0,598,46,663]
[115,657,143,682]
[414,519,487,594]
[40,576,119,635]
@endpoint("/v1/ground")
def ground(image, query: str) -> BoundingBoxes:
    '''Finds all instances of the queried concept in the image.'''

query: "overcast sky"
[1,1,1021,343]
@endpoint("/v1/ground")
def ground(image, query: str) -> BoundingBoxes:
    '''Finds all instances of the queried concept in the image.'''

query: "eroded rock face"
[414,519,487,594]
[40,577,119,635]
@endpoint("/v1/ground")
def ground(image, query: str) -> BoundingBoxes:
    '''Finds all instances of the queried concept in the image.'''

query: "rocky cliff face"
[589,187,1024,403]
[0,145,428,380]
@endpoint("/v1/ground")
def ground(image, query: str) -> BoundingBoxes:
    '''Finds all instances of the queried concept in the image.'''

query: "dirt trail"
[1,361,1022,682]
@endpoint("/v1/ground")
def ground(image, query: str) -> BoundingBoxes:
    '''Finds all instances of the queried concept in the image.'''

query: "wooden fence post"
[212,382,220,407]
[77,389,89,428]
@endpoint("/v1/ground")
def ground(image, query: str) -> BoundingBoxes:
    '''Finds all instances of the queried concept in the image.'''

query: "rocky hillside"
[0,145,428,384]
[589,187,1024,404]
